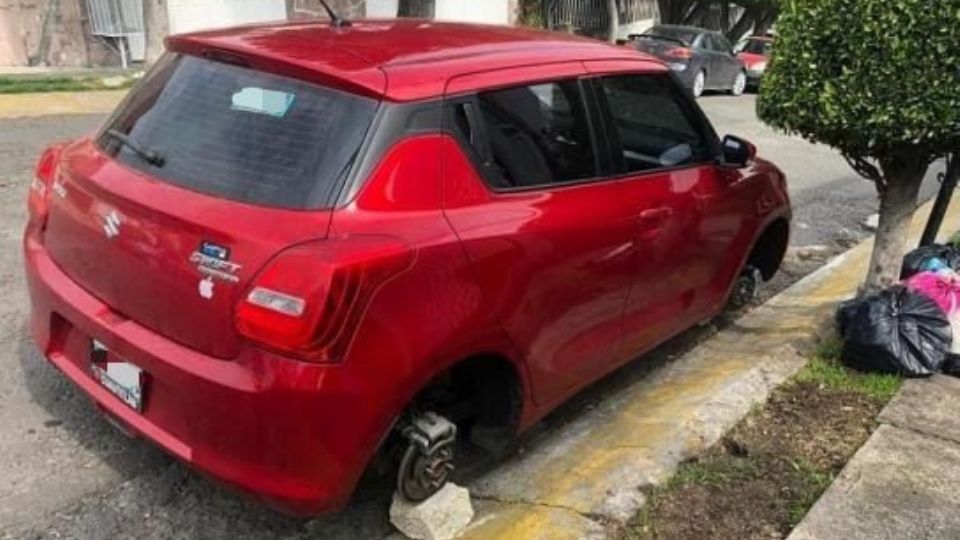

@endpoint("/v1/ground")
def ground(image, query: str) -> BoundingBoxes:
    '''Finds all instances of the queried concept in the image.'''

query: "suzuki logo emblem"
[102,209,121,239]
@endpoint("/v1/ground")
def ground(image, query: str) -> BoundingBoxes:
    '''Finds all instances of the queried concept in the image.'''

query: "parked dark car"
[628,25,747,98]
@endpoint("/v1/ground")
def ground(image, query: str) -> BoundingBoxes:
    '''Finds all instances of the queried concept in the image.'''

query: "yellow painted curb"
[459,196,960,539]
[0,90,126,119]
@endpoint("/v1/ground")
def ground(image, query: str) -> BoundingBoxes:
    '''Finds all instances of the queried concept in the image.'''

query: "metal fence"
[545,0,659,36]
[86,0,144,36]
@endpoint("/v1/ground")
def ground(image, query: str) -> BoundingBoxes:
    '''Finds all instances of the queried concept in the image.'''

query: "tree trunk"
[658,0,694,24]
[726,7,757,42]
[682,1,710,26]
[607,0,619,43]
[398,0,433,17]
[754,8,775,35]
[863,153,929,293]
[143,0,169,65]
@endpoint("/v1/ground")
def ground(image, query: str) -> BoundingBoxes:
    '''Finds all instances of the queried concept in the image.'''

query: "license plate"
[90,340,144,412]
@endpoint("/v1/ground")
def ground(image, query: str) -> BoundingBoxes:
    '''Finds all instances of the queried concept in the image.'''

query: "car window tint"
[98,54,377,210]
[598,74,710,173]
[742,39,772,55]
[715,35,733,53]
[646,26,698,46]
[462,80,598,189]
[706,35,722,52]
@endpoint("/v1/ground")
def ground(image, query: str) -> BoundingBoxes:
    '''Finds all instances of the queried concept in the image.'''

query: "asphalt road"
[0,95,942,540]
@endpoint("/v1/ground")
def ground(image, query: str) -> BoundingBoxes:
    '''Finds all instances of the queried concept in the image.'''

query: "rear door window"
[596,74,712,173]
[97,54,378,209]
[714,35,734,54]
[448,80,599,190]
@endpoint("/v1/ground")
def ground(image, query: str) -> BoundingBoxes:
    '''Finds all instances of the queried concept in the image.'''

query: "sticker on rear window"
[231,87,295,118]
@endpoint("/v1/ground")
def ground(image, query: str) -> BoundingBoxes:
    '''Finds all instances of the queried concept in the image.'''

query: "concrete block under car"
[389,483,474,540]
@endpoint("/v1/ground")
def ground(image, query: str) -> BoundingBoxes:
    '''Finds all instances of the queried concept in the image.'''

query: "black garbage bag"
[942,354,960,377]
[836,286,952,377]
[901,244,960,280]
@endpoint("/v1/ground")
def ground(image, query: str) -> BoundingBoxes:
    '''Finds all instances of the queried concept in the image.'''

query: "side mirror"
[721,135,756,167]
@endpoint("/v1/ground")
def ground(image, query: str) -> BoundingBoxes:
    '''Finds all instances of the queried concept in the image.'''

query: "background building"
[2,0,760,69]
[0,0,522,68]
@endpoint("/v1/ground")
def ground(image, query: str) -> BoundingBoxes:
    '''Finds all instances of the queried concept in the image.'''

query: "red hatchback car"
[23,19,790,514]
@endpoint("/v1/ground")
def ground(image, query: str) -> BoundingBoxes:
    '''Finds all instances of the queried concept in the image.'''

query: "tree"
[758,0,960,293]
[398,0,433,17]
[725,0,778,41]
[657,0,778,43]
[143,0,169,65]
[607,0,619,42]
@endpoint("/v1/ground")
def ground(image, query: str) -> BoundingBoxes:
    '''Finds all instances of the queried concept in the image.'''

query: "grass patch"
[621,334,902,540]
[0,76,135,94]
[786,460,833,526]
[665,455,761,489]
[796,356,901,402]
[795,335,902,402]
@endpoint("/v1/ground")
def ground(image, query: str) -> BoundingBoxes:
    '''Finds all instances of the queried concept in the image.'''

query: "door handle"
[637,207,673,230]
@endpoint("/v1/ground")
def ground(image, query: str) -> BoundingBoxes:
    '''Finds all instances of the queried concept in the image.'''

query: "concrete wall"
[0,0,112,67]
[369,0,514,23]
[435,0,509,24]
[291,0,364,19]
[168,0,287,34]
[0,0,519,67]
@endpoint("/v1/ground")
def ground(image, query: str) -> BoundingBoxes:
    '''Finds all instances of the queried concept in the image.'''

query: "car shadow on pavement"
[11,313,739,539]
[14,324,398,539]
[15,326,169,480]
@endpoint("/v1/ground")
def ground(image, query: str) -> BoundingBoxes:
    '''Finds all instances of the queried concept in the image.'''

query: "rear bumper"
[22,225,382,515]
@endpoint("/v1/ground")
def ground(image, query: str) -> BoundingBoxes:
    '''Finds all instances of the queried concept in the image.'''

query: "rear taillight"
[28,144,65,228]
[235,236,414,363]
[666,47,693,59]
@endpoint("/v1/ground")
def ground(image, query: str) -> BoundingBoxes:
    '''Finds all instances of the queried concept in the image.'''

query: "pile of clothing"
[837,244,960,377]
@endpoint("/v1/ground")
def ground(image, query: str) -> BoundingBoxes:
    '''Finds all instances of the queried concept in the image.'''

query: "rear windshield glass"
[642,27,698,46]
[97,54,378,209]
[741,38,773,55]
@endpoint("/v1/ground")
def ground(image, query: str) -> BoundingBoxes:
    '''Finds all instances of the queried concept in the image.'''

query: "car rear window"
[643,27,698,46]
[741,39,773,55]
[97,54,378,210]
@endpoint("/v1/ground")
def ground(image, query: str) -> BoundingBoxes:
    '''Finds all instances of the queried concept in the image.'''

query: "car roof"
[166,18,664,102]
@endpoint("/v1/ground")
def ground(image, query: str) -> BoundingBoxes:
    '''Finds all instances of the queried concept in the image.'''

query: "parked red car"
[736,35,774,89]
[23,18,790,515]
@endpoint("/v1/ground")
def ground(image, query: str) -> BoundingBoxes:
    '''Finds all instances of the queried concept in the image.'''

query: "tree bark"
[726,7,757,42]
[682,1,710,26]
[398,0,433,17]
[143,0,169,65]
[754,8,775,35]
[863,152,929,293]
[607,0,619,43]
[659,0,694,24]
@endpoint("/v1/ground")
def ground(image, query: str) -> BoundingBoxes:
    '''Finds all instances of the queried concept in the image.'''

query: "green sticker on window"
[231,87,295,117]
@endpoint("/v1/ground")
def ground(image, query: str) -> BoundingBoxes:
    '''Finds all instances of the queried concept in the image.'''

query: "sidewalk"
[0,66,137,78]
[789,375,960,540]
[0,90,126,118]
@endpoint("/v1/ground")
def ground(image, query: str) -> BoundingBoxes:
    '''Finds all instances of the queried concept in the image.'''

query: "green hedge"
[758,0,960,159]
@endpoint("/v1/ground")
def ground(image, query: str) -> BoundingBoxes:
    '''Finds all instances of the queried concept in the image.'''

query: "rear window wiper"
[105,129,166,167]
